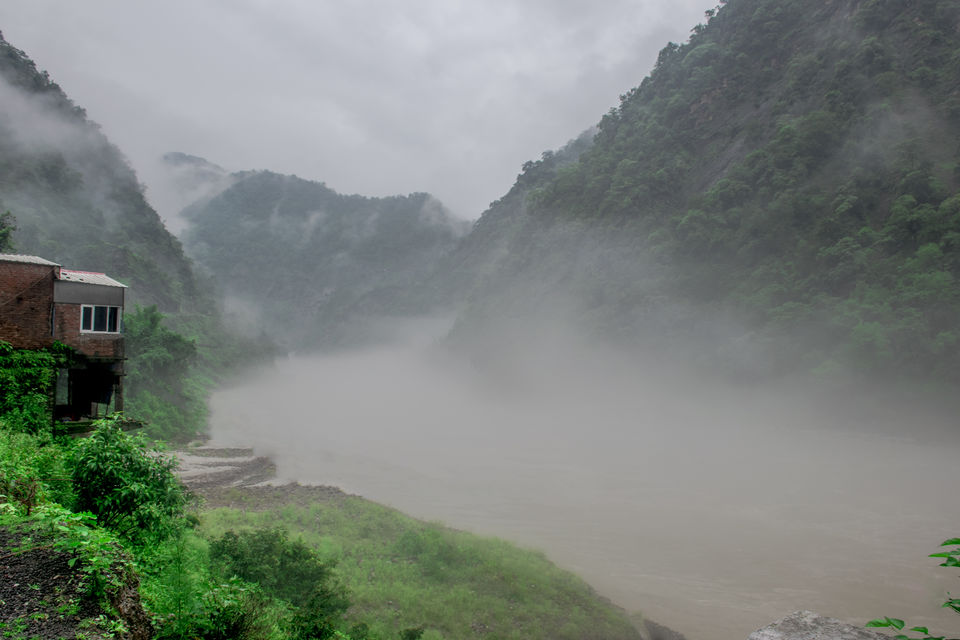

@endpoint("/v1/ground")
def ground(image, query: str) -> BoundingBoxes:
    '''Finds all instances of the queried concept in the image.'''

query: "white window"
[80,305,121,333]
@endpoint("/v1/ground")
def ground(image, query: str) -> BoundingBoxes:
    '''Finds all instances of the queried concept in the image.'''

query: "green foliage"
[125,305,198,380]
[70,417,188,543]
[0,430,74,514]
[209,527,350,639]
[139,525,289,640]
[140,525,211,636]
[0,341,72,433]
[202,496,641,640]
[0,32,273,444]
[0,373,303,640]
[452,0,960,386]
[190,577,276,640]
[124,305,206,441]
[0,209,14,251]
[180,172,467,349]
[866,538,960,640]
[1,503,127,600]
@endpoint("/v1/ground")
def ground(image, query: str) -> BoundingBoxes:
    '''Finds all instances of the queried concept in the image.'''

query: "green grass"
[201,495,640,640]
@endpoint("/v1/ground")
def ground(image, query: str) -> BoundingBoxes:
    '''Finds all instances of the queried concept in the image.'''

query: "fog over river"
[207,341,960,640]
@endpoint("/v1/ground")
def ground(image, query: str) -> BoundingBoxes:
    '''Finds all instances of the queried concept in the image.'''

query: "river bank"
[202,350,960,640]
[175,446,671,640]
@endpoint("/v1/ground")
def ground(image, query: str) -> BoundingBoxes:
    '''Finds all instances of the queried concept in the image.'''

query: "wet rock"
[108,568,153,640]
[750,611,890,640]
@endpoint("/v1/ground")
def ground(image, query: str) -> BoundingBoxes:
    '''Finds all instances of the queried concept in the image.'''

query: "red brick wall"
[0,262,56,349]
[53,303,124,359]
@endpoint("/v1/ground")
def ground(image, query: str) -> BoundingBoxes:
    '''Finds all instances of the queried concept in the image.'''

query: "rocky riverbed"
[175,446,348,509]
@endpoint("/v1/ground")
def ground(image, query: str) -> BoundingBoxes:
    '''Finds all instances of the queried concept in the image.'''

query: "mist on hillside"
[207,315,960,640]
[0,73,134,228]
[3,1,958,638]
[0,51,200,312]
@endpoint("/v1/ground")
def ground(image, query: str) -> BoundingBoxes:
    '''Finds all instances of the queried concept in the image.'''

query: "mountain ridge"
[447,0,960,385]
[179,168,469,348]
[0,30,199,312]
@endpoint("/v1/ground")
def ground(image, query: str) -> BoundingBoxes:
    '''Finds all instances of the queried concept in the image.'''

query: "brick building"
[0,254,126,423]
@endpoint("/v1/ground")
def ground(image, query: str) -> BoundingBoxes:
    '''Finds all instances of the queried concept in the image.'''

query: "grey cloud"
[1,0,713,222]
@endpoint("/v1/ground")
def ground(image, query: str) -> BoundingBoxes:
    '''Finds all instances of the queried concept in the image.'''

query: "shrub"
[0,430,74,514]
[191,578,274,640]
[70,417,188,543]
[209,527,350,639]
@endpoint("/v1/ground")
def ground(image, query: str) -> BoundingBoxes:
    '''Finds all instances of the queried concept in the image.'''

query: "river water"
[207,346,959,640]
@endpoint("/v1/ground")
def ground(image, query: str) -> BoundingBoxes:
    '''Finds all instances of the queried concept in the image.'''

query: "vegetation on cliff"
[451,0,960,386]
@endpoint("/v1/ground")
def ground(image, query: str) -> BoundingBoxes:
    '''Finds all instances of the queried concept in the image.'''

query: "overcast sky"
[1,0,711,223]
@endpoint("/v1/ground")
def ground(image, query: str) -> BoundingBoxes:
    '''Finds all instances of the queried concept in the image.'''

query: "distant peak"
[162,152,226,174]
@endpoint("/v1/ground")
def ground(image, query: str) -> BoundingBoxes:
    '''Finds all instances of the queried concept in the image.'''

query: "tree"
[123,305,204,440]
[0,211,14,251]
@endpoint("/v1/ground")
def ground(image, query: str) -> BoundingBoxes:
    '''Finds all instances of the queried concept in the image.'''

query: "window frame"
[79,304,122,334]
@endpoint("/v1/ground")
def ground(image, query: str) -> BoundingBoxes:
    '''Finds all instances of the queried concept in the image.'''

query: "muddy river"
[207,347,959,640]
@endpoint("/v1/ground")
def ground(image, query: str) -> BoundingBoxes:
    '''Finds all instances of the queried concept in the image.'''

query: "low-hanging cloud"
[0,72,140,227]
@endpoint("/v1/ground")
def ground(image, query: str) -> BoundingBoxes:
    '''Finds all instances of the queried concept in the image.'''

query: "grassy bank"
[200,485,641,640]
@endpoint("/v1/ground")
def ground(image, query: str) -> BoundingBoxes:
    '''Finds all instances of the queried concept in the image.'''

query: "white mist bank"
[207,343,960,640]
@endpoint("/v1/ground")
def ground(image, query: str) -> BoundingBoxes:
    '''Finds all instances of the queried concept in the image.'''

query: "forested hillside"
[451,0,960,385]
[0,32,267,439]
[0,32,198,312]
[181,170,468,349]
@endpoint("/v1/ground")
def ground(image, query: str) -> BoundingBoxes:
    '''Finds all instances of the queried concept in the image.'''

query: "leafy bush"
[140,526,289,640]
[209,527,349,639]
[0,429,74,514]
[189,577,275,640]
[70,417,188,543]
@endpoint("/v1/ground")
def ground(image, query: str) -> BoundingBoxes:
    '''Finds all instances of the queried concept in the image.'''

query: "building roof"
[58,269,127,288]
[0,253,60,266]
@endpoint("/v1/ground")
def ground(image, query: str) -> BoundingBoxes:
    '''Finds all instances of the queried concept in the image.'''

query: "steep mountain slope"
[181,170,469,348]
[435,129,596,304]
[0,31,199,311]
[0,33,272,439]
[452,0,960,384]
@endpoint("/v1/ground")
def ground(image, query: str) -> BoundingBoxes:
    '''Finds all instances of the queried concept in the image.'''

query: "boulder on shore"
[750,611,890,640]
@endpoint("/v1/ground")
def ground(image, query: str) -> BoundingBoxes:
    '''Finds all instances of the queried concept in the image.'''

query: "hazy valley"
[2,0,960,639]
